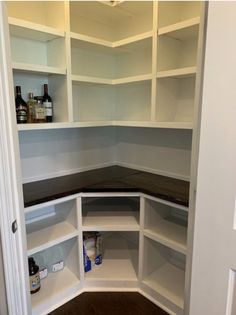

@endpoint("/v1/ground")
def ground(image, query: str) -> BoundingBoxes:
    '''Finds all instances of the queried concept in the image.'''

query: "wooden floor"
[49,292,169,315]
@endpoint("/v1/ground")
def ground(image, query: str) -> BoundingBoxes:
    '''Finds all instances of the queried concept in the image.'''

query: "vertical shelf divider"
[65,1,73,123]
[138,196,145,283]
[151,1,158,121]
[76,196,85,284]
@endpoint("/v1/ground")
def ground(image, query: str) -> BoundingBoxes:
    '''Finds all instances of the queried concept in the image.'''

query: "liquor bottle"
[28,257,40,294]
[42,84,53,122]
[27,92,36,123]
[33,97,45,123]
[15,86,27,124]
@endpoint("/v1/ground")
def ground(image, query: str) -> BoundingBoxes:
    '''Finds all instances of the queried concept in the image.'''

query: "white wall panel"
[19,127,116,183]
[115,127,192,180]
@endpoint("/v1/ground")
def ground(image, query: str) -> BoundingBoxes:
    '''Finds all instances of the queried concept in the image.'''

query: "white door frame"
[0,2,30,314]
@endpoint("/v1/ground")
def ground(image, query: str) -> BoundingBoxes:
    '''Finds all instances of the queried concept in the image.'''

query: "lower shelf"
[84,232,139,283]
[143,262,185,309]
[31,267,80,315]
[142,237,185,311]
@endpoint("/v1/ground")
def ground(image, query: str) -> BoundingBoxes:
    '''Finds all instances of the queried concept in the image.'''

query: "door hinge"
[11,220,18,233]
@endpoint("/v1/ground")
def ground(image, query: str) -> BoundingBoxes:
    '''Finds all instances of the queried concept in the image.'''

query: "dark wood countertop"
[23,166,189,207]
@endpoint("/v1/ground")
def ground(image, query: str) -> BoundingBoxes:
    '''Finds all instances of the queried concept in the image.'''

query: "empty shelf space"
[144,198,188,254]
[7,1,66,31]
[158,17,200,40]
[82,197,140,231]
[27,221,78,255]
[144,226,187,255]
[142,237,185,310]
[143,262,185,309]
[156,76,196,123]
[26,199,78,255]
[70,1,153,43]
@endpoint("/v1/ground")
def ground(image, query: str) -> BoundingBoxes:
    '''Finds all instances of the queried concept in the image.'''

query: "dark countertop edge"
[23,166,189,208]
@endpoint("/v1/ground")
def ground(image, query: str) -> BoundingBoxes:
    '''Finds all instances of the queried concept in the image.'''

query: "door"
[188,2,236,315]
[0,2,30,314]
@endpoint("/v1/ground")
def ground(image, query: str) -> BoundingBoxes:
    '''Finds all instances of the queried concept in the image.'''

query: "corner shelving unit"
[5,1,205,315]
[7,0,202,130]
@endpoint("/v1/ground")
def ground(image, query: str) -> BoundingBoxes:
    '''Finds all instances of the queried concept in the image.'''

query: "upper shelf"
[71,74,152,85]
[12,62,66,76]
[70,30,153,48]
[158,17,200,40]
[8,17,65,42]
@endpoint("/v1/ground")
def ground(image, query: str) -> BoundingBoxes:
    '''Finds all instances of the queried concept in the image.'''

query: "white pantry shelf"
[85,258,138,281]
[17,121,193,131]
[27,222,78,256]
[157,66,196,79]
[70,30,153,48]
[144,225,187,255]
[82,212,140,231]
[12,62,66,76]
[158,17,200,40]
[113,74,152,85]
[143,262,185,309]
[113,31,153,47]
[70,31,112,48]
[31,267,80,315]
[72,75,112,85]
[17,121,112,131]
[71,74,152,85]
[113,121,193,130]
[8,17,65,42]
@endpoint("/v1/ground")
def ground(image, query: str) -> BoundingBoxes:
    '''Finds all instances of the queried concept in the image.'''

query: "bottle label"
[17,105,27,122]
[35,108,45,120]
[39,268,48,280]
[29,273,40,291]
[43,102,52,116]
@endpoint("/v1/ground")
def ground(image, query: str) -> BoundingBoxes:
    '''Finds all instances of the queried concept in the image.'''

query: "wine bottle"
[15,86,27,124]
[42,84,53,122]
